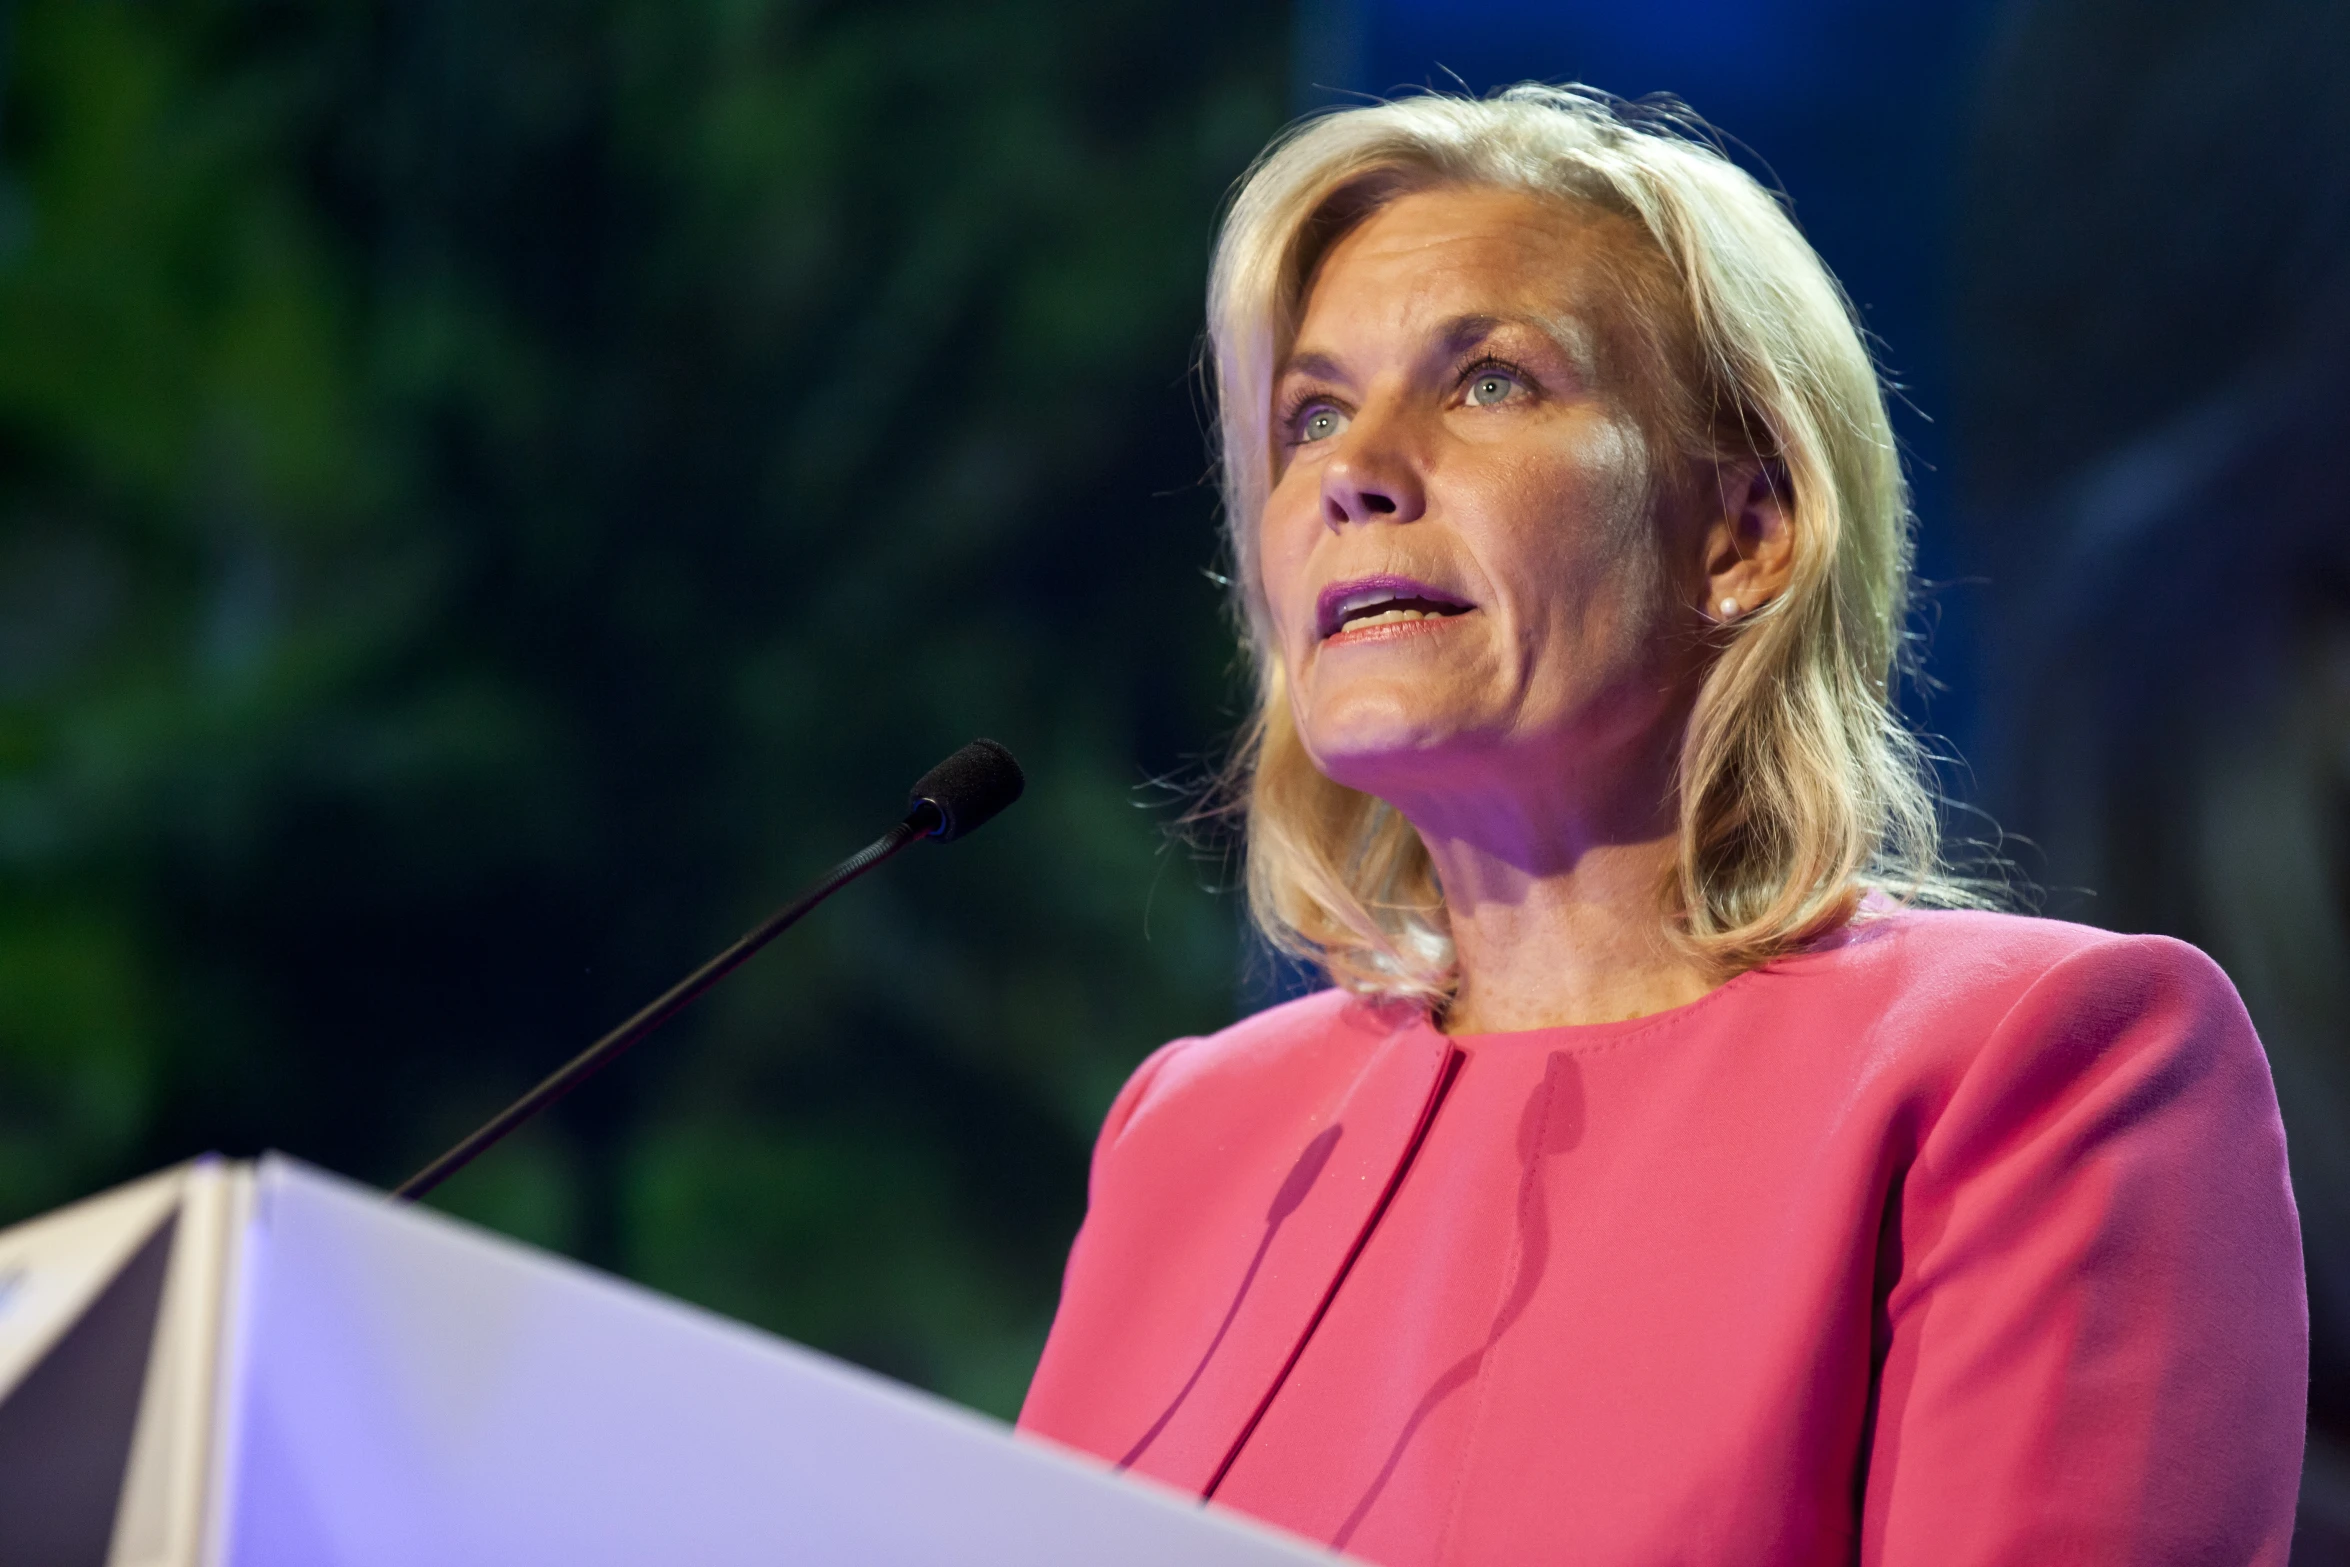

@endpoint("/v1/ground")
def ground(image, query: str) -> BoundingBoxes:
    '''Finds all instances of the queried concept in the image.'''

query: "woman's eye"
[1296,403,1350,443]
[1466,371,1517,407]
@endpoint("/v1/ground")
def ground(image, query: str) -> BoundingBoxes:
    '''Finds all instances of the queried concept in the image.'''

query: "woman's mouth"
[1317,576,1475,641]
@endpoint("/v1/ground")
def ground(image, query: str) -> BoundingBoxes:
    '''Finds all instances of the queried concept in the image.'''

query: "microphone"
[906,737,1024,842]
[393,739,1025,1203]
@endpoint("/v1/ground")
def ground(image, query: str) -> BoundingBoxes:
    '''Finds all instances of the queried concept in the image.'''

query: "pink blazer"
[1019,910,2307,1564]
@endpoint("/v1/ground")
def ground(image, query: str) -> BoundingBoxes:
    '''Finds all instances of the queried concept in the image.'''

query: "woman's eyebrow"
[1434,311,1597,374]
[1276,313,1598,385]
[1276,348,1346,384]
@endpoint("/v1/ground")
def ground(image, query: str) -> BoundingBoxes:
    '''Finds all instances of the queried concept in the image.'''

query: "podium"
[0,1156,1341,1566]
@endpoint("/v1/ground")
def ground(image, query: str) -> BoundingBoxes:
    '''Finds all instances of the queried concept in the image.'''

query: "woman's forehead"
[1290,186,1642,370]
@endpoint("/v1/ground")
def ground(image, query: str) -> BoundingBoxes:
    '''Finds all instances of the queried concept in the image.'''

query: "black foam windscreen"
[907,739,1025,842]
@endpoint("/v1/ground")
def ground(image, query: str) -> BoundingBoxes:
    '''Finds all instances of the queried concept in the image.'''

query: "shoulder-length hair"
[1207,85,1962,1002]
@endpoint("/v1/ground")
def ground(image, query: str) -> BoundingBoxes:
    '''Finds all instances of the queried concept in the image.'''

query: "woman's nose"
[1320,421,1427,529]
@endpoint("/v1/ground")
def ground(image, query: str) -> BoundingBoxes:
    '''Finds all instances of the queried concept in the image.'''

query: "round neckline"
[1411,905,1897,1050]
[1425,959,1772,1049]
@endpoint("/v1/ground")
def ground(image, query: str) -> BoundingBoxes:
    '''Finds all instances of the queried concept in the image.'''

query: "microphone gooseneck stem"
[393,804,942,1203]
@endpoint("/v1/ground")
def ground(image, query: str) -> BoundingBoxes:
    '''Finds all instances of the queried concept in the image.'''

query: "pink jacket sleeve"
[1863,933,2307,1563]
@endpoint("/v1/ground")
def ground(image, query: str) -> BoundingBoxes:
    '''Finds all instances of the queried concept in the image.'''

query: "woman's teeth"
[1342,606,1444,631]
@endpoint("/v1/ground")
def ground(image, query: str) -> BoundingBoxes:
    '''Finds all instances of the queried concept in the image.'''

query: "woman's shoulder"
[1805,905,2262,1111]
[1814,904,2238,1013]
[1104,988,1394,1125]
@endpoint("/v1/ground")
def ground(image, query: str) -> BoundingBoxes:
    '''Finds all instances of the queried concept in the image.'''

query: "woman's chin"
[1306,725,1489,800]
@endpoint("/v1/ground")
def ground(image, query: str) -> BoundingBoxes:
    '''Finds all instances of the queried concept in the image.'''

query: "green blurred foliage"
[0,0,1285,1415]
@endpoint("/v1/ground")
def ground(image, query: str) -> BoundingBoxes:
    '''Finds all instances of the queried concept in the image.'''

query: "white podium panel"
[0,1157,1345,1567]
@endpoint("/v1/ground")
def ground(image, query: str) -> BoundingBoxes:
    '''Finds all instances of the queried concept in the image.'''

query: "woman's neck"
[1412,798,1717,1036]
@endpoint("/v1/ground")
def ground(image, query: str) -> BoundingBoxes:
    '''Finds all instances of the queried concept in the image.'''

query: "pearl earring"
[1717,597,1740,620]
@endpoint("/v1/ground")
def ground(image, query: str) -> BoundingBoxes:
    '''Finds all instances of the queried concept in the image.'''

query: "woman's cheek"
[1502,420,1658,598]
[1258,506,1318,659]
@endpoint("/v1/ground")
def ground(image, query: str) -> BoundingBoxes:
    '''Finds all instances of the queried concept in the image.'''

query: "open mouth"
[1318,576,1475,640]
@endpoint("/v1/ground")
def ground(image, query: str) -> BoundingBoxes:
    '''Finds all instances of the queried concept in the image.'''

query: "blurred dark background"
[0,0,1283,1418]
[1,0,2343,1545]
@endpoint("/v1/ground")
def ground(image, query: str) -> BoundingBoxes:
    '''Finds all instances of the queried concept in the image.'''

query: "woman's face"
[1258,184,1707,835]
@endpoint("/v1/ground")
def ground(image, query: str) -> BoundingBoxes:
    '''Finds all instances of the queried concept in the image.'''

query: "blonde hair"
[1207,85,1962,1001]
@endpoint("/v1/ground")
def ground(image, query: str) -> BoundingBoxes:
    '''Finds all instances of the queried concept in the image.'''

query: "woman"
[1017,87,2306,1564]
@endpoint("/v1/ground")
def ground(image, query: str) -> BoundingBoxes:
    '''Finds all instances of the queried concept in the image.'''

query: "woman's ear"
[1697,460,1794,620]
